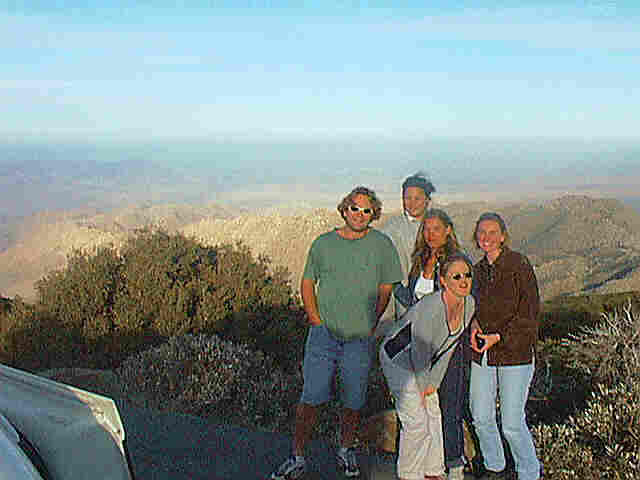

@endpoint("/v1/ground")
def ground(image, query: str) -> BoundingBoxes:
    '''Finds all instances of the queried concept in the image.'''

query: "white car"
[0,363,135,480]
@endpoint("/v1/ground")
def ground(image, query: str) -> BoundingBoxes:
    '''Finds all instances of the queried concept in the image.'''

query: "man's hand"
[308,313,323,326]
[375,283,394,321]
[301,278,323,326]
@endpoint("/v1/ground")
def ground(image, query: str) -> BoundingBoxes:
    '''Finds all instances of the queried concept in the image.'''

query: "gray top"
[380,213,421,281]
[379,213,421,323]
[381,292,475,393]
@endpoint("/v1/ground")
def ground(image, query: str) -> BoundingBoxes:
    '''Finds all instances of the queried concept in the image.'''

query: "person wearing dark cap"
[379,172,436,327]
[387,209,472,480]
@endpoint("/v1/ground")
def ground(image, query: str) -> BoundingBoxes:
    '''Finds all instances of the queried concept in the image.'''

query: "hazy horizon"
[4,3,639,220]
[2,137,639,226]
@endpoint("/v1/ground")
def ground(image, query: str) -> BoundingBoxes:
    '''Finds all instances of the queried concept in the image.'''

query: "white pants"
[381,350,445,479]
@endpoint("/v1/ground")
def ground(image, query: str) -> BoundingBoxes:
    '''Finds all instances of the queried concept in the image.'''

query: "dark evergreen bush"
[2,229,302,371]
[36,246,121,341]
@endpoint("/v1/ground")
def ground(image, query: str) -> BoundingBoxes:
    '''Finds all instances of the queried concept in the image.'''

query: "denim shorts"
[300,324,374,410]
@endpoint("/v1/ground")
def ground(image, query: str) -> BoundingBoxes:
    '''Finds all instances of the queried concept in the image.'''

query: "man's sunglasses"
[451,272,473,280]
[349,205,373,215]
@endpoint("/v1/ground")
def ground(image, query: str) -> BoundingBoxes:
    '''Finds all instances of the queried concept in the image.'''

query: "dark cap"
[402,173,435,197]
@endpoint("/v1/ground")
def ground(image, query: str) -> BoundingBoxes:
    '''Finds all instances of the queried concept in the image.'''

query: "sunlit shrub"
[535,302,640,479]
[565,301,640,387]
[5,229,301,370]
[535,381,640,479]
[36,246,121,341]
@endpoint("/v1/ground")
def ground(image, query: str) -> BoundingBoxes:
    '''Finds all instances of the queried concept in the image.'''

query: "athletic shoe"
[479,469,508,479]
[336,447,360,477]
[270,456,306,480]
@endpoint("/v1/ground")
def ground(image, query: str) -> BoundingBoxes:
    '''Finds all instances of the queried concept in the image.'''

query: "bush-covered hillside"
[0,229,305,372]
[2,194,639,302]
[1,229,640,478]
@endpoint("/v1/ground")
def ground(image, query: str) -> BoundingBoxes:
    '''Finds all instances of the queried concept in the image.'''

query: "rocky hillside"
[435,195,640,298]
[181,195,640,300]
[0,202,238,299]
[0,195,638,301]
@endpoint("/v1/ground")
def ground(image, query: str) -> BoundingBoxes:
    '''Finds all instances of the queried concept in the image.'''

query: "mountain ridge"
[0,194,638,301]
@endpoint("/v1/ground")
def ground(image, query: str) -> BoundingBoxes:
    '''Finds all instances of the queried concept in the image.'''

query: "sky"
[2,1,640,142]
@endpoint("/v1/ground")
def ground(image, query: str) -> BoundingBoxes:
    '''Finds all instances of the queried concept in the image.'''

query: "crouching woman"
[380,254,475,480]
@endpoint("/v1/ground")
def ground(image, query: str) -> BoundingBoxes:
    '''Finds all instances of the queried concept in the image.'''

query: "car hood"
[0,411,45,479]
[0,363,133,480]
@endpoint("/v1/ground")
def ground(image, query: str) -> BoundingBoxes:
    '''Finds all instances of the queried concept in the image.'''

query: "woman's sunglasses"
[451,272,473,280]
[349,205,373,215]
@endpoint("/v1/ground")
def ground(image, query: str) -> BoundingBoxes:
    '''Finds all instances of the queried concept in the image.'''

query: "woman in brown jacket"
[469,212,541,480]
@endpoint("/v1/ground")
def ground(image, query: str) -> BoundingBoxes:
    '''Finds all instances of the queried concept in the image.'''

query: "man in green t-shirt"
[270,186,402,480]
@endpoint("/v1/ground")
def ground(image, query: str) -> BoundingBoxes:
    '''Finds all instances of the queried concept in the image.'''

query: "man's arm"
[301,277,323,326]
[373,283,394,333]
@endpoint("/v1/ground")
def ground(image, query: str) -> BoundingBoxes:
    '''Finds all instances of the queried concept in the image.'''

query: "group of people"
[269,174,542,480]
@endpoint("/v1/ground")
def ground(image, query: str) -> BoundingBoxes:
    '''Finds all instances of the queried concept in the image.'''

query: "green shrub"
[112,231,303,368]
[113,230,219,336]
[36,246,121,341]
[0,297,78,370]
[3,229,301,371]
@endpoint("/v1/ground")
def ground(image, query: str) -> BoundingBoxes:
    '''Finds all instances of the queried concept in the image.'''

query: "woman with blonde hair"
[381,253,475,480]
[470,212,541,480]
[391,209,469,480]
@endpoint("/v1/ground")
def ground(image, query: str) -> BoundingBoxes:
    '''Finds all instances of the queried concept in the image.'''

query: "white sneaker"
[271,456,306,480]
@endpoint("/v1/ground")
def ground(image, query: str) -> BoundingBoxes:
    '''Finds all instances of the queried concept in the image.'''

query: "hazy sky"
[2,1,639,141]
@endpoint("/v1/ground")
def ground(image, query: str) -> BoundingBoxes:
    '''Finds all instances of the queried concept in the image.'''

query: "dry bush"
[565,301,640,387]
[114,332,393,448]
[535,302,640,479]
[534,380,640,479]
[116,333,302,433]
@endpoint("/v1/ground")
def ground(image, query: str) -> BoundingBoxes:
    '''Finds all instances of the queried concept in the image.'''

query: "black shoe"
[479,469,508,480]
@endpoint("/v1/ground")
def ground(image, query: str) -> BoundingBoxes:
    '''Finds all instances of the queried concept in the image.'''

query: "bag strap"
[429,334,462,370]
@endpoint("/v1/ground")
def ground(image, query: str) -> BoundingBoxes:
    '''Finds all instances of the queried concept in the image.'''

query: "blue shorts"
[300,324,374,410]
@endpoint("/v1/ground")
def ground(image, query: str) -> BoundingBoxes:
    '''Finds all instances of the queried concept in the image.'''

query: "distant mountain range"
[1,194,638,301]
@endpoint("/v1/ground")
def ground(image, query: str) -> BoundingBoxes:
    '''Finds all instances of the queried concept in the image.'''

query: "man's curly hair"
[337,186,382,222]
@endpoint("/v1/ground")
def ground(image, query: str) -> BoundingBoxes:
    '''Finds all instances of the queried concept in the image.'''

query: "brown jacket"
[471,246,540,366]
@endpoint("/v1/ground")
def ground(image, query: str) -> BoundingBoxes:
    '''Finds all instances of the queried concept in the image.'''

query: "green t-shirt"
[303,228,403,340]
